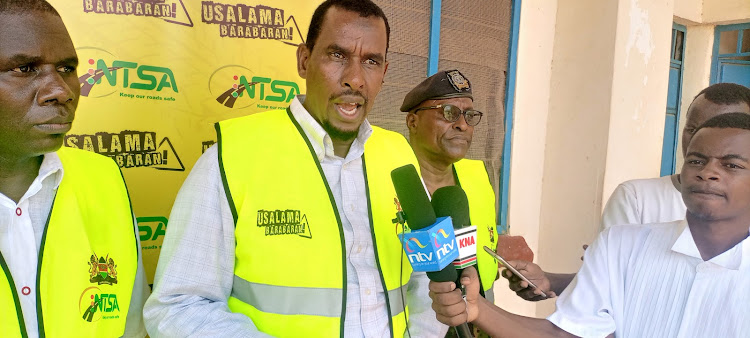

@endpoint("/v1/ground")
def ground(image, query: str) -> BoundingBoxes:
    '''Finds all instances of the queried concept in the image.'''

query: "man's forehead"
[318,7,387,49]
[416,97,474,109]
[688,127,750,155]
[687,96,750,124]
[0,13,74,59]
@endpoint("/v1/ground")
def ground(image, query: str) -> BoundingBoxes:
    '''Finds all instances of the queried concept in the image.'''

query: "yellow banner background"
[48,0,321,284]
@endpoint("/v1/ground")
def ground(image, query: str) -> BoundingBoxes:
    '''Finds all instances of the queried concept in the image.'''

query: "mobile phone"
[483,246,548,298]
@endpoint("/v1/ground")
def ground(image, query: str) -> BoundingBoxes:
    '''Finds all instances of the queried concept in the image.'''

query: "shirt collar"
[671,219,750,270]
[39,152,64,189]
[5,152,65,205]
[289,95,372,161]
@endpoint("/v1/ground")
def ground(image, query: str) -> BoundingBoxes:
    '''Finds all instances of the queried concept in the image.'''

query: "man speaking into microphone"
[402,70,499,336]
[144,0,446,336]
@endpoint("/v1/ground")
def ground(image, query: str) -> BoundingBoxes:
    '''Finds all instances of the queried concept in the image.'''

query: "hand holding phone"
[483,246,548,298]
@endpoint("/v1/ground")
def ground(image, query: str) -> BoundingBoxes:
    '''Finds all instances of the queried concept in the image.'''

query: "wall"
[601,0,674,210]
[534,0,621,316]
[704,0,750,24]
[498,0,558,317]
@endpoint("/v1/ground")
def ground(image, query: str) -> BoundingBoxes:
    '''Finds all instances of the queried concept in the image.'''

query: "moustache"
[330,90,367,105]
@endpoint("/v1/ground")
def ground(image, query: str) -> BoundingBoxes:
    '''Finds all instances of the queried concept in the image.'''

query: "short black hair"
[0,0,60,16]
[305,0,390,54]
[694,112,750,135]
[694,82,750,106]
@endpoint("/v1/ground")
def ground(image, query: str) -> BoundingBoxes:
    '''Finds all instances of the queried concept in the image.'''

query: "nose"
[37,67,76,106]
[696,160,720,181]
[341,61,365,90]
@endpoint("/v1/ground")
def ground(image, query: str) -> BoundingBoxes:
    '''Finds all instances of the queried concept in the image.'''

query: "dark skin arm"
[429,266,577,337]
[501,261,575,300]
[503,245,587,301]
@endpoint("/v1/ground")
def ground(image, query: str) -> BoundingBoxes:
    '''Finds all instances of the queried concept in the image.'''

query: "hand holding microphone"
[428,265,481,328]
[390,165,475,337]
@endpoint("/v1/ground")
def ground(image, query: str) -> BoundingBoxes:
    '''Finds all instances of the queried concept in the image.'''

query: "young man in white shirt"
[429,112,750,337]
[506,83,750,301]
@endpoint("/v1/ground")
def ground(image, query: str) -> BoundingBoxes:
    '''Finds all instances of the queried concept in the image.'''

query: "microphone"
[432,186,478,271]
[431,186,476,338]
[391,165,458,281]
[390,164,436,230]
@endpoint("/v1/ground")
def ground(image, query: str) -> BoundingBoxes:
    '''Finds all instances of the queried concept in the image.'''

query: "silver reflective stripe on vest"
[232,275,342,317]
[388,285,407,316]
[233,275,409,318]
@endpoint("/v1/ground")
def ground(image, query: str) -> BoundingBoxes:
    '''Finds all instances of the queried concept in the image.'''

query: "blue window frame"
[660,23,686,177]
[710,22,750,86]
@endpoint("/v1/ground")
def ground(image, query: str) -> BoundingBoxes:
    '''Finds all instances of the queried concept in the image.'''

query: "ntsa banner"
[48,0,322,285]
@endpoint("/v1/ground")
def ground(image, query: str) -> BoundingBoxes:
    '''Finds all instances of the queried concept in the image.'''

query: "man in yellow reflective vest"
[144,0,447,336]
[402,70,500,336]
[0,1,148,337]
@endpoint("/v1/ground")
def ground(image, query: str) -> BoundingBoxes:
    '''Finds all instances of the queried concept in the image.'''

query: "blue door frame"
[426,0,521,230]
[660,23,687,177]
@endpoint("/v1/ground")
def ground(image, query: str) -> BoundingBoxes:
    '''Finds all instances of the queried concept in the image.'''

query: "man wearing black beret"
[403,70,499,336]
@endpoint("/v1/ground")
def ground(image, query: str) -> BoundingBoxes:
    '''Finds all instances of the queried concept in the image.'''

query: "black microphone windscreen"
[391,164,436,230]
[431,186,471,229]
[427,265,458,282]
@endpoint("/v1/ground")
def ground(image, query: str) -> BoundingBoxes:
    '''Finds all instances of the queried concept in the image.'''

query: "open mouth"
[335,102,361,117]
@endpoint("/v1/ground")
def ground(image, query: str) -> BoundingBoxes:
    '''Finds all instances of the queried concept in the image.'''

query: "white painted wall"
[498,0,558,317]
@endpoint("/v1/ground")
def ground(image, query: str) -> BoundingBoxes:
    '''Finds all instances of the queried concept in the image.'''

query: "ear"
[297,43,311,78]
[406,112,418,132]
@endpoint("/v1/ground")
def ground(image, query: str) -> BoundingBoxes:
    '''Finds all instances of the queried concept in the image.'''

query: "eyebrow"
[5,54,78,66]
[686,152,749,162]
[59,56,79,66]
[721,154,749,162]
[6,54,42,65]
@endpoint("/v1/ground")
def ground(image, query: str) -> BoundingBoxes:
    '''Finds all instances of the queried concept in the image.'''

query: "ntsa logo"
[83,0,194,27]
[201,2,304,44]
[65,130,185,171]
[79,287,120,322]
[209,65,300,109]
[137,216,168,243]
[79,58,178,98]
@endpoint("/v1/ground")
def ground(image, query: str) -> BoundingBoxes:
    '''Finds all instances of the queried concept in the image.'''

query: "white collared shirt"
[601,175,686,230]
[0,152,149,337]
[548,220,750,337]
[143,96,446,337]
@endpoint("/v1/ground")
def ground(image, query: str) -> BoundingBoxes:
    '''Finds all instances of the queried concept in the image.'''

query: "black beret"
[400,69,473,112]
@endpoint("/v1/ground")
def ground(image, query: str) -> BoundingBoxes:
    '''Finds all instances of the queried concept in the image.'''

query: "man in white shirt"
[429,112,750,337]
[506,83,750,301]
[143,0,446,337]
[0,0,148,336]
[601,83,750,229]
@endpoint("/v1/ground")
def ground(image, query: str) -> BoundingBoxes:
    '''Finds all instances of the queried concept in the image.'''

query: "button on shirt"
[143,96,446,337]
[548,220,750,337]
[0,152,149,337]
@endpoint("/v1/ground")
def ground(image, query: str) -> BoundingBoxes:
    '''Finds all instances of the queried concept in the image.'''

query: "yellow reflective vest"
[0,147,137,338]
[454,159,499,291]
[217,109,419,337]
